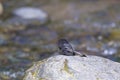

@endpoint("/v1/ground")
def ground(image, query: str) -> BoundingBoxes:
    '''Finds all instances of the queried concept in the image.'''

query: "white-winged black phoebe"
[58,39,86,57]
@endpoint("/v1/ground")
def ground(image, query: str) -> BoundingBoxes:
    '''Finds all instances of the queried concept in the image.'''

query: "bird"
[58,39,86,57]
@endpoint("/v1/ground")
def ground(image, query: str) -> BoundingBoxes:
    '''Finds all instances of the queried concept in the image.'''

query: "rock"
[0,3,3,15]
[23,55,120,80]
[0,34,8,45]
[13,7,48,23]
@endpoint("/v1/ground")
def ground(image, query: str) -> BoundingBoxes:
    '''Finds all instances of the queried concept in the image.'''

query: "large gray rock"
[23,55,120,80]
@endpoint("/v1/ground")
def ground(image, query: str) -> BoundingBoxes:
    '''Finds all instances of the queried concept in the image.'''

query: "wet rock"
[13,7,48,24]
[24,55,120,80]
[0,70,25,80]
[101,46,117,56]
[0,34,8,45]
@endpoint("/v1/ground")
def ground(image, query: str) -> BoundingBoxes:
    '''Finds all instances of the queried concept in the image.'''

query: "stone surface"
[23,55,120,80]
[13,7,48,20]
[13,7,48,24]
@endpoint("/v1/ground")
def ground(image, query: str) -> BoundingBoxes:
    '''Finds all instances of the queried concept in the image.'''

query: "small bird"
[58,39,86,57]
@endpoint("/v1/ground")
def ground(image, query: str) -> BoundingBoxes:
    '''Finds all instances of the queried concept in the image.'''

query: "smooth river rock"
[12,7,48,24]
[23,55,120,80]
[13,7,48,20]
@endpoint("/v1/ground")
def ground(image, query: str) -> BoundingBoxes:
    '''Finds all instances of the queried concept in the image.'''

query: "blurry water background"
[0,0,120,80]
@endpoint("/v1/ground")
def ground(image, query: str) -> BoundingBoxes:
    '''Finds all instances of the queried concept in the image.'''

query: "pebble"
[0,34,8,45]
[13,7,48,22]
[102,48,117,55]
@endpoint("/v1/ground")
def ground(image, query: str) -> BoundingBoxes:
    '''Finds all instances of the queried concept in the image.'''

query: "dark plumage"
[58,39,86,57]
[58,39,75,56]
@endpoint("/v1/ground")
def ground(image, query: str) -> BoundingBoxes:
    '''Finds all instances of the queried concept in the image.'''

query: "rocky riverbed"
[0,0,120,80]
